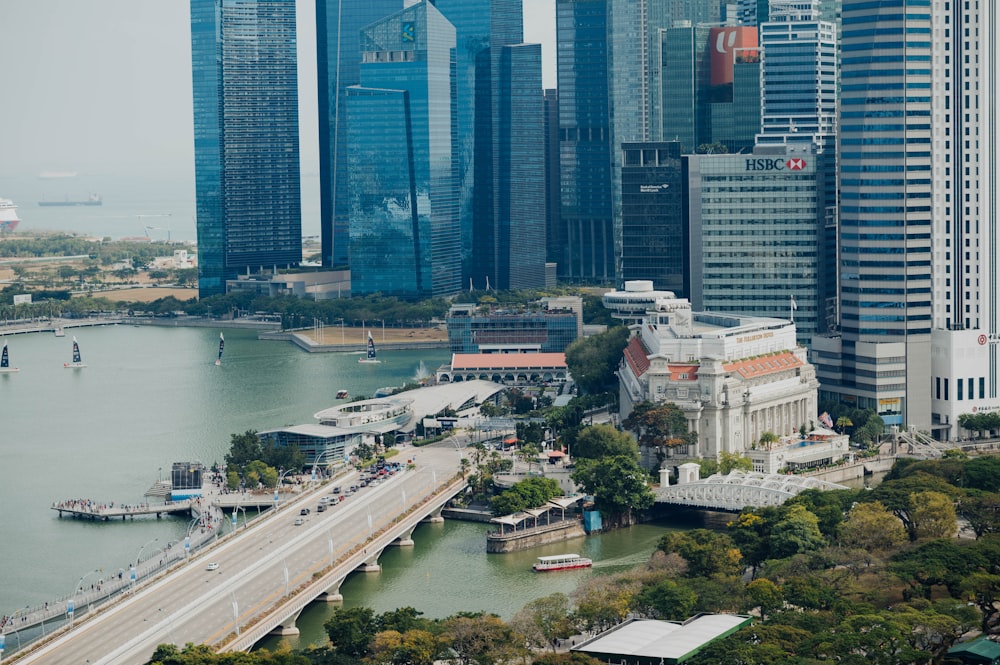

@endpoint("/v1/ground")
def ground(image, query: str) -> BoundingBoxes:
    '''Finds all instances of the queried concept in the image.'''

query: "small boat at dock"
[532,554,592,572]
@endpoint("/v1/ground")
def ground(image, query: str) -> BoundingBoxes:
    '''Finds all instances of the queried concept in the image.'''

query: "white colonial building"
[616,295,819,462]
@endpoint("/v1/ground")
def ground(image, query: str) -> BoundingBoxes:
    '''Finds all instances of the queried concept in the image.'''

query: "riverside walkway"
[11,444,467,664]
[51,498,193,520]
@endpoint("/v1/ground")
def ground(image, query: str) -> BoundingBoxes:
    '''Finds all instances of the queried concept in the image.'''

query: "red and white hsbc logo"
[745,158,808,171]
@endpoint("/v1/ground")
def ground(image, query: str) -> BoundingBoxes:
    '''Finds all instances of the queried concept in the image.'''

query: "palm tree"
[835,416,854,434]
[758,431,779,450]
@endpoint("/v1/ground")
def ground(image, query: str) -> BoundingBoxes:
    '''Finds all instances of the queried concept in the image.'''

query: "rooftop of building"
[573,615,752,664]
[449,353,567,371]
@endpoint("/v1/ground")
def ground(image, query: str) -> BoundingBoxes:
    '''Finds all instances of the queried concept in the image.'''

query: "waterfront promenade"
[12,444,467,664]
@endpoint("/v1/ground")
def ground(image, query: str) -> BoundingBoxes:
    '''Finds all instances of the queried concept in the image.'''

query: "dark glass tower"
[556,0,614,284]
[433,0,545,290]
[316,0,401,269]
[191,0,302,298]
[346,1,460,298]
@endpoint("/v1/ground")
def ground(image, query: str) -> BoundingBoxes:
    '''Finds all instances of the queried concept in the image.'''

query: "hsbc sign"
[745,157,808,172]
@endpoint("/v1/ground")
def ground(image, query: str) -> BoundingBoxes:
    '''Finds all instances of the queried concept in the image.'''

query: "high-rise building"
[812,1,999,437]
[316,0,402,269]
[543,88,562,270]
[190,0,302,298]
[555,0,614,284]
[686,148,828,341]
[345,1,460,298]
[619,142,686,295]
[432,0,546,291]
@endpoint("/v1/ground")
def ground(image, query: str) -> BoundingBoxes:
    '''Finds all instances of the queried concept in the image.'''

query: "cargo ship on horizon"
[38,193,102,207]
[0,198,21,231]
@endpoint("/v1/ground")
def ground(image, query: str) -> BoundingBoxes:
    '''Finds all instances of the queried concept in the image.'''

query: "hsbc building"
[684,146,836,343]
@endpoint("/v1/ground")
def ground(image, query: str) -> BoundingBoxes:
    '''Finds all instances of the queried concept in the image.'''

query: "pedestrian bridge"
[655,470,848,512]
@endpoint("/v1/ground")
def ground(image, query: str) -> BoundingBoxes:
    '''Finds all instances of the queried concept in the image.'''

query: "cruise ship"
[0,198,20,232]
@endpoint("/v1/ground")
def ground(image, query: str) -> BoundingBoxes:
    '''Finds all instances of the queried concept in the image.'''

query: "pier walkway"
[51,498,193,520]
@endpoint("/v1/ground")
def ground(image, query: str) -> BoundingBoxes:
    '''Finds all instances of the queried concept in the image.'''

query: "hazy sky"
[0,0,556,182]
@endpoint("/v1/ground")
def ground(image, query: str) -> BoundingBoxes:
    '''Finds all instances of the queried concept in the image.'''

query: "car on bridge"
[294,517,304,526]
[205,562,219,571]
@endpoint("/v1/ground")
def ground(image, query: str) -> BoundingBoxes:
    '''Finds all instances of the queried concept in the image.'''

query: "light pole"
[70,568,100,625]
[230,592,240,637]
[134,537,159,585]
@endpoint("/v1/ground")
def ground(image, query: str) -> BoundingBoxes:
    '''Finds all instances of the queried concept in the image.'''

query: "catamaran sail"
[64,336,86,368]
[215,332,225,366]
[358,331,381,364]
[0,342,19,373]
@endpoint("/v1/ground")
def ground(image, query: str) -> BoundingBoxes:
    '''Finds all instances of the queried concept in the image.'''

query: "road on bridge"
[18,444,466,665]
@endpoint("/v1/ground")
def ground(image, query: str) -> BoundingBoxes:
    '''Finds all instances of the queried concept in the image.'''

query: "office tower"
[492,43,546,289]
[434,0,545,290]
[543,89,562,270]
[757,0,839,330]
[758,1,837,140]
[619,142,686,295]
[657,24,759,153]
[345,1,460,298]
[190,0,302,298]
[316,0,401,269]
[813,1,999,436]
[556,0,614,283]
[687,149,826,341]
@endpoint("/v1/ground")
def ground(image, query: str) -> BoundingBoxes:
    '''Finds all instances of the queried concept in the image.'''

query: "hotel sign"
[640,184,670,193]
[745,157,807,172]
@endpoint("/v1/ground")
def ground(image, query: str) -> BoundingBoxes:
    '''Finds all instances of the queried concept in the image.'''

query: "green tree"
[909,490,958,540]
[370,629,442,665]
[510,593,574,652]
[441,613,523,665]
[657,529,743,579]
[225,430,262,471]
[324,606,377,657]
[959,493,1000,537]
[960,572,1000,632]
[634,578,698,620]
[572,454,654,527]
[622,401,696,449]
[769,504,825,558]
[838,501,907,565]
[564,326,629,394]
[744,578,784,621]
[571,424,638,461]
[718,451,753,474]
[757,431,779,449]
[490,477,562,516]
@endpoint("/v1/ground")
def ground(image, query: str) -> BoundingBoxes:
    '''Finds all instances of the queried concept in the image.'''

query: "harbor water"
[0,325,687,647]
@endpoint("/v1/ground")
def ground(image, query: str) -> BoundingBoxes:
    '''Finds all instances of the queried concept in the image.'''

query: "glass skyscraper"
[813,0,1000,438]
[345,1,461,298]
[190,0,302,298]
[433,0,545,290]
[316,0,401,269]
[556,0,614,284]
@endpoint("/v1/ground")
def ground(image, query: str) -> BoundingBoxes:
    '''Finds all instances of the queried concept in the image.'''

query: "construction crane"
[138,214,172,241]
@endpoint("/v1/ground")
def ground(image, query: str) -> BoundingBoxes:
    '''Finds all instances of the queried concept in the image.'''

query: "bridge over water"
[11,445,467,665]
[655,470,848,512]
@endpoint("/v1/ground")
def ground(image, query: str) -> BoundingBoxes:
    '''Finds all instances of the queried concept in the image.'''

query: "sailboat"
[358,331,381,364]
[215,332,225,366]
[64,336,86,368]
[0,342,19,373]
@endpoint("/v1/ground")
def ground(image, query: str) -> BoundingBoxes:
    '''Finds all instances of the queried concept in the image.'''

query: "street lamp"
[158,607,177,646]
[69,568,100,625]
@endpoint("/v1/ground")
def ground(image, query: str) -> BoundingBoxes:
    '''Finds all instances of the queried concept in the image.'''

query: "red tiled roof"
[666,364,699,381]
[723,351,802,379]
[623,336,651,377]
[450,353,567,371]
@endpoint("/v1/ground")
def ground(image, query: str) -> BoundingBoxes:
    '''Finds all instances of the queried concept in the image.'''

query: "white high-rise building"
[812,1,999,439]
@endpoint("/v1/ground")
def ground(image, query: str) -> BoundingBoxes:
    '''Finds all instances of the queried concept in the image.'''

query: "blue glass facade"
[556,0,614,283]
[346,2,460,298]
[316,0,401,269]
[191,0,302,298]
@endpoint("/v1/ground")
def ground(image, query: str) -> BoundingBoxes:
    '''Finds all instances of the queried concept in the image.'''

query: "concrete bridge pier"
[424,506,445,523]
[391,526,416,547]
[317,588,344,603]
[269,609,302,636]
[358,547,383,573]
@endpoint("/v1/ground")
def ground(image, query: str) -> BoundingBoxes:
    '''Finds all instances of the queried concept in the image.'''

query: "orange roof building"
[438,352,569,386]
[616,296,819,464]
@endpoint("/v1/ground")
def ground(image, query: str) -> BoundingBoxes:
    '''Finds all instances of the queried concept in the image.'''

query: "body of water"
[0,325,448,615]
[1,172,321,242]
[0,326,687,650]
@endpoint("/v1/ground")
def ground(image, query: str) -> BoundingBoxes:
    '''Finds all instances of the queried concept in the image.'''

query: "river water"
[0,325,689,650]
